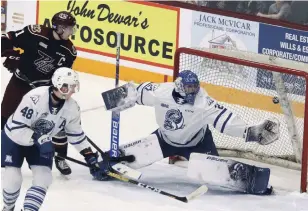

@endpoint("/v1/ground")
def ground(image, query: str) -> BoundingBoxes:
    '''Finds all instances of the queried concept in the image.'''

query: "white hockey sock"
[2,188,20,210]
[23,186,47,211]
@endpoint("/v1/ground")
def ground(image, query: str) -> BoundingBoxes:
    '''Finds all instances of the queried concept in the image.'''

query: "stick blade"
[111,163,142,180]
[185,185,208,202]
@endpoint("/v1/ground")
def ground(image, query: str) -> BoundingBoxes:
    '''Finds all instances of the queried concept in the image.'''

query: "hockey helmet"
[52,11,76,36]
[52,11,76,28]
[52,67,80,99]
[175,70,200,105]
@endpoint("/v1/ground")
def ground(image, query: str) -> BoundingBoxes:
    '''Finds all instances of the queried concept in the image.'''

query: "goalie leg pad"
[119,133,164,169]
[187,153,272,195]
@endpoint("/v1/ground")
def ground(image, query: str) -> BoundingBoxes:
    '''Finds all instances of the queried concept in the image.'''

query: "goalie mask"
[52,11,77,40]
[175,70,200,105]
[51,67,80,99]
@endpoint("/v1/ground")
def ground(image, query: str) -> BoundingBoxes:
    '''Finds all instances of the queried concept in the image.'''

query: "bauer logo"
[122,140,141,149]
[206,156,228,163]
[111,119,119,157]
[37,0,179,68]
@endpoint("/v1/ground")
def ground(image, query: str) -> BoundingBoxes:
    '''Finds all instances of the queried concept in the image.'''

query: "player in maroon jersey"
[1,11,77,175]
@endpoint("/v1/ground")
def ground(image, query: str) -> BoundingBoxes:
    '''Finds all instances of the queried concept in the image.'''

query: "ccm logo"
[138,183,161,192]
[9,56,20,60]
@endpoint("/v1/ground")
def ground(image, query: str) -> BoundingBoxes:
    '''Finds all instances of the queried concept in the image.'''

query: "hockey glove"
[32,133,55,159]
[82,148,110,181]
[2,49,21,73]
[245,118,280,145]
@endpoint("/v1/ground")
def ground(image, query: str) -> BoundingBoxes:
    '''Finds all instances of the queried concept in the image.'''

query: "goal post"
[173,47,308,193]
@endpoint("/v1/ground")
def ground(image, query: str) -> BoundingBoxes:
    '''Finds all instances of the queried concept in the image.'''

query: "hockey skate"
[55,159,72,175]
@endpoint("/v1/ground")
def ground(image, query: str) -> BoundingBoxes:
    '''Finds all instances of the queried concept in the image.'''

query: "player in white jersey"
[1,67,108,211]
[103,70,280,195]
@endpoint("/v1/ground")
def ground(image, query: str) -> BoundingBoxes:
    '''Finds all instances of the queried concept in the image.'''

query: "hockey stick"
[55,154,89,167]
[55,153,141,180]
[86,136,135,163]
[57,154,207,203]
[108,172,208,203]
[109,32,121,158]
[15,69,36,88]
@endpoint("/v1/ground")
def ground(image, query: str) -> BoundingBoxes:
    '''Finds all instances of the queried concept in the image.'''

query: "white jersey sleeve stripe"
[136,84,143,91]
[66,131,84,137]
[70,136,86,145]
[136,82,151,105]
[213,108,227,128]
[138,84,147,105]
[11,120,25,125]
[5,124,29,132]
[220,113,233,133]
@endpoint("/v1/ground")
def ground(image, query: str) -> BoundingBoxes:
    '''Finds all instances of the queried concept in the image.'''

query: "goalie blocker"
[102,82,137,112]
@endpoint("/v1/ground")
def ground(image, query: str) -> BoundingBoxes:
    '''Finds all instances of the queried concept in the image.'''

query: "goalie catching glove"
[244,118,280,145]
[101,82,138,112]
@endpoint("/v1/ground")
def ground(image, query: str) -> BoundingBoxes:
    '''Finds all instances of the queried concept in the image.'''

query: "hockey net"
[174,47,308,193]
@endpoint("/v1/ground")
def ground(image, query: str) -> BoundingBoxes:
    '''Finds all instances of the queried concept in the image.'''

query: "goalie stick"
[109,32,121,158]
[59,154,208,203]
[55,154,141,180]
[107,172,208,203]
[86,136,135,163]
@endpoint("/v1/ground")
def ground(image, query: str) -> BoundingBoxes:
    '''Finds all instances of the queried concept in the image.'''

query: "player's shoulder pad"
[66,98,81,114]
[60,40,77,57]
[24,86,49,106]
[27,25,50,40]
[154,82,174,94]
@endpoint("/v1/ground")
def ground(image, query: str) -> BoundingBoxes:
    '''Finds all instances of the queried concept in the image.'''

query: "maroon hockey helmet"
[51,11,76,30]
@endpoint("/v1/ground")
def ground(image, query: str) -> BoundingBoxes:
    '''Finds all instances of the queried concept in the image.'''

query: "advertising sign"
[191,11,259,52]
[259,23,308,63]
[37,0,179,68]
[258,24,308,96]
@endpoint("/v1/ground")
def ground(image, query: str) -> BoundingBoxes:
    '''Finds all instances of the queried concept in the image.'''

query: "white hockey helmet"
[51,67,80,99]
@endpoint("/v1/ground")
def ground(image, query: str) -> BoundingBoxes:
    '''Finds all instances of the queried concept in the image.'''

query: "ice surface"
[1,69,307,211]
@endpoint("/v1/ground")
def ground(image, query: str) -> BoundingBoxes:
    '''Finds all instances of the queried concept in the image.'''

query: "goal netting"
[174,47,308,193]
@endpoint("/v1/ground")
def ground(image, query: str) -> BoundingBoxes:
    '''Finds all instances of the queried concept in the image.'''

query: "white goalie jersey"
[136,82,248,147]
[4,86,91,151]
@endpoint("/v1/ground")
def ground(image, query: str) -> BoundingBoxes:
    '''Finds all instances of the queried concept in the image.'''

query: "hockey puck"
[272,97,279,104]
